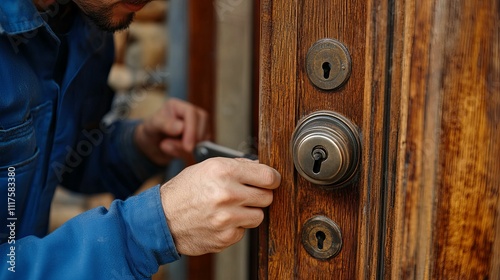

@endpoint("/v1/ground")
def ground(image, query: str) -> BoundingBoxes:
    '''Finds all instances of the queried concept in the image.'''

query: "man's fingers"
[236,207,265,229]
[232,160,281,190]
[163,119,184,137]
[160,139,183,155]
[211,207,265,230]
[161,139,197,163]
[169,99,199,151]
[196,109,209,142]
[170,99,208,151]
[181,110,198,151]
[238,186,274,208]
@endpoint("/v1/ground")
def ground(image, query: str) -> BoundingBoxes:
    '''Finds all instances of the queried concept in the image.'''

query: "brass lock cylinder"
[291,111,361,187]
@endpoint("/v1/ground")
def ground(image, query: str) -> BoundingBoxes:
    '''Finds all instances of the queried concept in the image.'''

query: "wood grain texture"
[258,0,299,278]
[386,0,500,279]
[433,0,500,277]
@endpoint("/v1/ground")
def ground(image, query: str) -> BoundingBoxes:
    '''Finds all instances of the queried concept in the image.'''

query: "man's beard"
[79,3,135,32]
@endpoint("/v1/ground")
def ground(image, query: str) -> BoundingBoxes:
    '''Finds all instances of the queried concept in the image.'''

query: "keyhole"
[322,62,331,79]
[312,147,327,174]
[316,231,326,250]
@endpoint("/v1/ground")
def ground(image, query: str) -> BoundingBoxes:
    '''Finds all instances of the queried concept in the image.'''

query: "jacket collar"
[0,0,45,35]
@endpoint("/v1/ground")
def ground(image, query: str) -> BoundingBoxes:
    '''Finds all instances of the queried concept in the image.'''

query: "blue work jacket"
[0,1,179,278]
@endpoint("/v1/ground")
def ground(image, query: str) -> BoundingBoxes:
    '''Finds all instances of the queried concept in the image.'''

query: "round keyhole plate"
[306,38,352,91]
[301,216,343,260]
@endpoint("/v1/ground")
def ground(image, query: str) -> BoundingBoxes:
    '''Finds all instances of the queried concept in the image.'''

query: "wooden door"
[258,0,499,279]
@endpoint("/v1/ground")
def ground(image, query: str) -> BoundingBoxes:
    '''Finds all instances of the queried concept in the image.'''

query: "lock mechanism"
[306,38,352,91]
[291,111,361,187]
[301,216,343,259]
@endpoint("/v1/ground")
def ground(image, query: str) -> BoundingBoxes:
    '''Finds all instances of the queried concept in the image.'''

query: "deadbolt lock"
[306,38,352,91]
[302,216,342,260]
[291,111,361,188]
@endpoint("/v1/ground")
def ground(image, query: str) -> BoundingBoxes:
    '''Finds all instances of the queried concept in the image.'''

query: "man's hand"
[160,158,281,256]
[134,98,209,165]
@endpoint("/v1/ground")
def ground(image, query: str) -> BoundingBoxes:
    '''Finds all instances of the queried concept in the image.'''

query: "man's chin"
[85,11,136,32]
[108,15,135,32]
[102,14,135,32]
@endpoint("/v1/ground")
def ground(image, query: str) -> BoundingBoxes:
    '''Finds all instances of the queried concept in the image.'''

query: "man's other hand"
[134,98,209,165]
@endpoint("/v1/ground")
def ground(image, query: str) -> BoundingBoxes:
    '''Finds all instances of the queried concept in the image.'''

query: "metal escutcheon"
[306,38,352,91]
[291,111,361,188]
[301,216,343,260]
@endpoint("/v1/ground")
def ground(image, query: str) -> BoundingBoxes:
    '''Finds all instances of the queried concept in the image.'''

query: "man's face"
[72,0,151,32]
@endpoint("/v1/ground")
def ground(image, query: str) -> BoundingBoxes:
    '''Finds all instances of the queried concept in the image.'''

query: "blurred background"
[49,0,259,279]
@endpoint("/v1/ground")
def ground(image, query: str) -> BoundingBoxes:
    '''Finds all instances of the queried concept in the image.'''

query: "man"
[0,0,281,278]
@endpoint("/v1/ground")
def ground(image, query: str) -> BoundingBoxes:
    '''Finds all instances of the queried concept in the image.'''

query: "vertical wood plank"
[259,0,299,279]
[357,0,399,278]
[187,1,216,279]
[377,0,408,278]
[296,1,367,279]
[433,0,500,277]
[249,2,261,280]
[251,0,261,140]
[396,0,437,278]
[491,18,500,275]
[260,0,372,279]
[386,0,500,278]
[187,0,216,131]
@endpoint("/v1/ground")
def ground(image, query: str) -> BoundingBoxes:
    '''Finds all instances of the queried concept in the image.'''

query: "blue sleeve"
[60,119,165,199]
[0,185,180,279]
